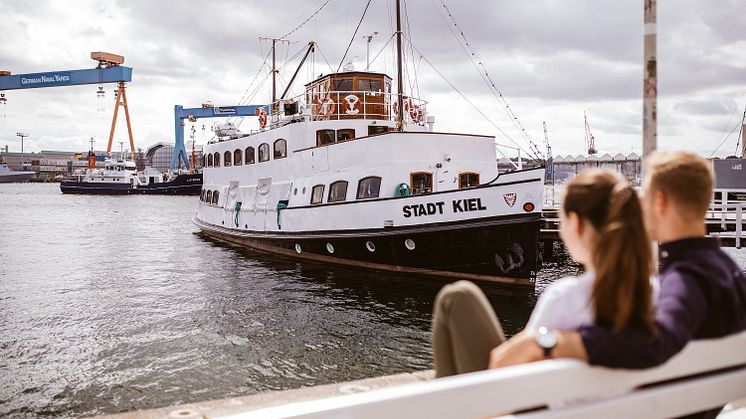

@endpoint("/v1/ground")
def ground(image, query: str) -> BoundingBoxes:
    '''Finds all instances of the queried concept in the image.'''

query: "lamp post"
[362,32,379,71]
[16,131,28,171]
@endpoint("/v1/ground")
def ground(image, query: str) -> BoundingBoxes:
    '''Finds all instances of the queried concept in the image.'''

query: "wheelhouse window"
[224,151,232,167]
[206,190,212,203]
[459,172,480,189]
[245,146,255,164]
[274,139,287,159]
[411,172,433,195]
[316,129,335,146]
[337,129,355,142]
[310,184,325,204]
[357,176,382,199]
[358,79,382,93]
[207,153,214,167]
[258,143,270,162]
[333,79,353,92]
[328,181,348,202]
[214,152,220,167]
[234,149,243,166]
[212,190,219,205]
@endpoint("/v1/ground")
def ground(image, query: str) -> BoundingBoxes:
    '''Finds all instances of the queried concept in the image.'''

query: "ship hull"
[135,173,202,195]
[60,181,133,194]
[194,212,541,286]
[0,172,35,183]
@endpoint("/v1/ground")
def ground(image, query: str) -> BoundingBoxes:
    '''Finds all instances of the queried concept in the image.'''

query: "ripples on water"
[10,183,737,417]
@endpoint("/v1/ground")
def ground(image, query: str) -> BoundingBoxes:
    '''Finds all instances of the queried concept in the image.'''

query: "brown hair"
[644,151,713,220]
[563,169,656,336]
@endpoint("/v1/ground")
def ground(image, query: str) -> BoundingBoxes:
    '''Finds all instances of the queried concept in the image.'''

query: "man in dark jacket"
[490,152,746,418]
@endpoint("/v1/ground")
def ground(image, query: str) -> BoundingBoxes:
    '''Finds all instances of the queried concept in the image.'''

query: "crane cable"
[433,0,543,160]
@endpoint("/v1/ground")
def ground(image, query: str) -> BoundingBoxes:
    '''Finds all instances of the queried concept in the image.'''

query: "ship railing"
[265,91,429,126]
[543,186,746,248]
[221,331,746,419]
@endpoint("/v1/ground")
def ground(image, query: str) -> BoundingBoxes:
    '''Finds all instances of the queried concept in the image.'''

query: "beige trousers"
[431,280,506,378]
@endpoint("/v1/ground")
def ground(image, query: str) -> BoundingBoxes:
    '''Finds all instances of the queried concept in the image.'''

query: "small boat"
[0,163,35,183]
[60,158,203,195]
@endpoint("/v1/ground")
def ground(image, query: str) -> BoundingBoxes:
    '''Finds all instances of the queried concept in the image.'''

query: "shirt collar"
[658,236,720,264]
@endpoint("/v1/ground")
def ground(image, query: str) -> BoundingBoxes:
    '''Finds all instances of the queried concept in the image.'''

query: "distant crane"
[584,111,597,155]
[542,121,554,184]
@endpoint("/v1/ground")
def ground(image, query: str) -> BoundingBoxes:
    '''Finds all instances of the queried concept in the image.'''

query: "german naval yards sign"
[20,72,72,88]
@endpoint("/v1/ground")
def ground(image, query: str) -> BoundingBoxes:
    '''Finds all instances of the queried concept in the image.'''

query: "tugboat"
[193,4,544,284]
[60,148,202,195]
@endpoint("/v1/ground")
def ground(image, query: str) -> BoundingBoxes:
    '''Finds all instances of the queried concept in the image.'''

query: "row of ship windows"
[205,139,287,167]
[199,172,481,206]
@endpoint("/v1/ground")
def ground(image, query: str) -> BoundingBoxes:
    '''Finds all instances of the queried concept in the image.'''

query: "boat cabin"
[304,71,392,121]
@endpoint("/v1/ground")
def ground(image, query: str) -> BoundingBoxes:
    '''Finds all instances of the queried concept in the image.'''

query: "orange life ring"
[343,94,360,115]
[319,97,336,117]
[403,98,418,121]
[256,108,268,129]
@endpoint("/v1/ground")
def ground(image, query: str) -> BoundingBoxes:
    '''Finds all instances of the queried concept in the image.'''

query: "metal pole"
[395,0,404,132]
[272,39,277,105]
[642,0,657,167]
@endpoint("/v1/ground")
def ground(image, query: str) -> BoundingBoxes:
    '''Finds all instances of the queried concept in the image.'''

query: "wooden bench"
[220,332,746,419]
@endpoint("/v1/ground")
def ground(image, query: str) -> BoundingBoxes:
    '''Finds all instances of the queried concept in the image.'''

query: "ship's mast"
[395,0,404,132]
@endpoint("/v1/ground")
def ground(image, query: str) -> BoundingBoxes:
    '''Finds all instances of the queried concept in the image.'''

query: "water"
[5,182,723,417]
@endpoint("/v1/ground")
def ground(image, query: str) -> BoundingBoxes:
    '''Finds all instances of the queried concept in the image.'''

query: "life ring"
[256,108,268,129]
[343,94,360,115]
[403,98,419,122]
[319,97,336,117]
[392,101,399,118]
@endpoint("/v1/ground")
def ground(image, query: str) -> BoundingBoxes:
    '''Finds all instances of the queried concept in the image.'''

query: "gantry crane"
[0,52,136,158]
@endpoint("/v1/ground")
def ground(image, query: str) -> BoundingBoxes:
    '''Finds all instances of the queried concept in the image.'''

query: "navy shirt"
[579,237,746,368]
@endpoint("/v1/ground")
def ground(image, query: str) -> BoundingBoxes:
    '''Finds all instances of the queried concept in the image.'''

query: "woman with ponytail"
[431,169,658,377]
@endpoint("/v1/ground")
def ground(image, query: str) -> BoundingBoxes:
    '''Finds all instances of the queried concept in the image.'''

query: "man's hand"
[489,330,589,369]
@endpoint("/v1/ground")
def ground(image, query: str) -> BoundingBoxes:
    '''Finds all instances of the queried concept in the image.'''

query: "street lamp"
[16,131,29,171]
[362,32,379,71]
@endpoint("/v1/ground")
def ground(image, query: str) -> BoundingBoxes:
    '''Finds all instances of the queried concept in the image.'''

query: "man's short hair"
[644,151,713,219]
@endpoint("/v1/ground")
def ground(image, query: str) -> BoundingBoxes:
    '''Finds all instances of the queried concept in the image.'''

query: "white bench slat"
[221,332,746,419]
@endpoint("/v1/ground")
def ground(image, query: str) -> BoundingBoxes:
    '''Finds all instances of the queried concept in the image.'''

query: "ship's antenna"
[396,0,405,132]
[259,37,291,105]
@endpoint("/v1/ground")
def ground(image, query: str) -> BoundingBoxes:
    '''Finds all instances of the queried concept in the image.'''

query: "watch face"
[537,329,558,349]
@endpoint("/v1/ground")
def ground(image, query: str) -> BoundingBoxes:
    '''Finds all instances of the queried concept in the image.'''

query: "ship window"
[333,79,353,92]
[258,143,270,162]
[245,146,255,164]
[274,139,287,159]
[368,125,387,136]
[214,152,220,167]
[311,184,325,204]
[207,153,213,167]
[337,129,355,142]
[212,190,219,205]
[357,176,381,199]
[459,172,480,189]
[234,149,242,166]
[316,129,335,146]
[411,172,433,195]
[224,151,232,167]
[328,181,348,202]
[206,190,212,203]
[359,79,382,92]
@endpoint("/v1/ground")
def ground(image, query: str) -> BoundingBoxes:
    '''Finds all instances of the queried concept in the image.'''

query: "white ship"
[0,163,35,183]
[194,5,545,284]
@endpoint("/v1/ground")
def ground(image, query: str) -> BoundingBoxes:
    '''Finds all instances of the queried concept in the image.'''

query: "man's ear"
[656,190,668,216]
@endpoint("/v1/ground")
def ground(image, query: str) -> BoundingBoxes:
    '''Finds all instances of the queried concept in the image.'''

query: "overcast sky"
[1,0,744,159]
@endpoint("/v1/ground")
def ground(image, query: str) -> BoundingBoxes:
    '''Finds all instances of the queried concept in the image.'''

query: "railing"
[220,332,746,419]
[268,91,428,124]
[542,186,746,248]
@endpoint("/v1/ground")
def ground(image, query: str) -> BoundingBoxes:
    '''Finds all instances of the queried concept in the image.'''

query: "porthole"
[326,243,335,254]
[302,187,306,194]
[294,188,298,195]
[294,243,302,254]
[366,241,376,252]
[404,239,416,250]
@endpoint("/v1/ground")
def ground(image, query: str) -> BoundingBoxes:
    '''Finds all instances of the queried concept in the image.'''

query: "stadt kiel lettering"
[403,198,487,218]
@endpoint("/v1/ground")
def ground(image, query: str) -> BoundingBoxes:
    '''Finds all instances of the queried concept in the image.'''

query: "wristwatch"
[536,326,558,358]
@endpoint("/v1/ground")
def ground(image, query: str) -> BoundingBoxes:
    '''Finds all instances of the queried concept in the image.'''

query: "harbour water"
[1,183,741,418]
